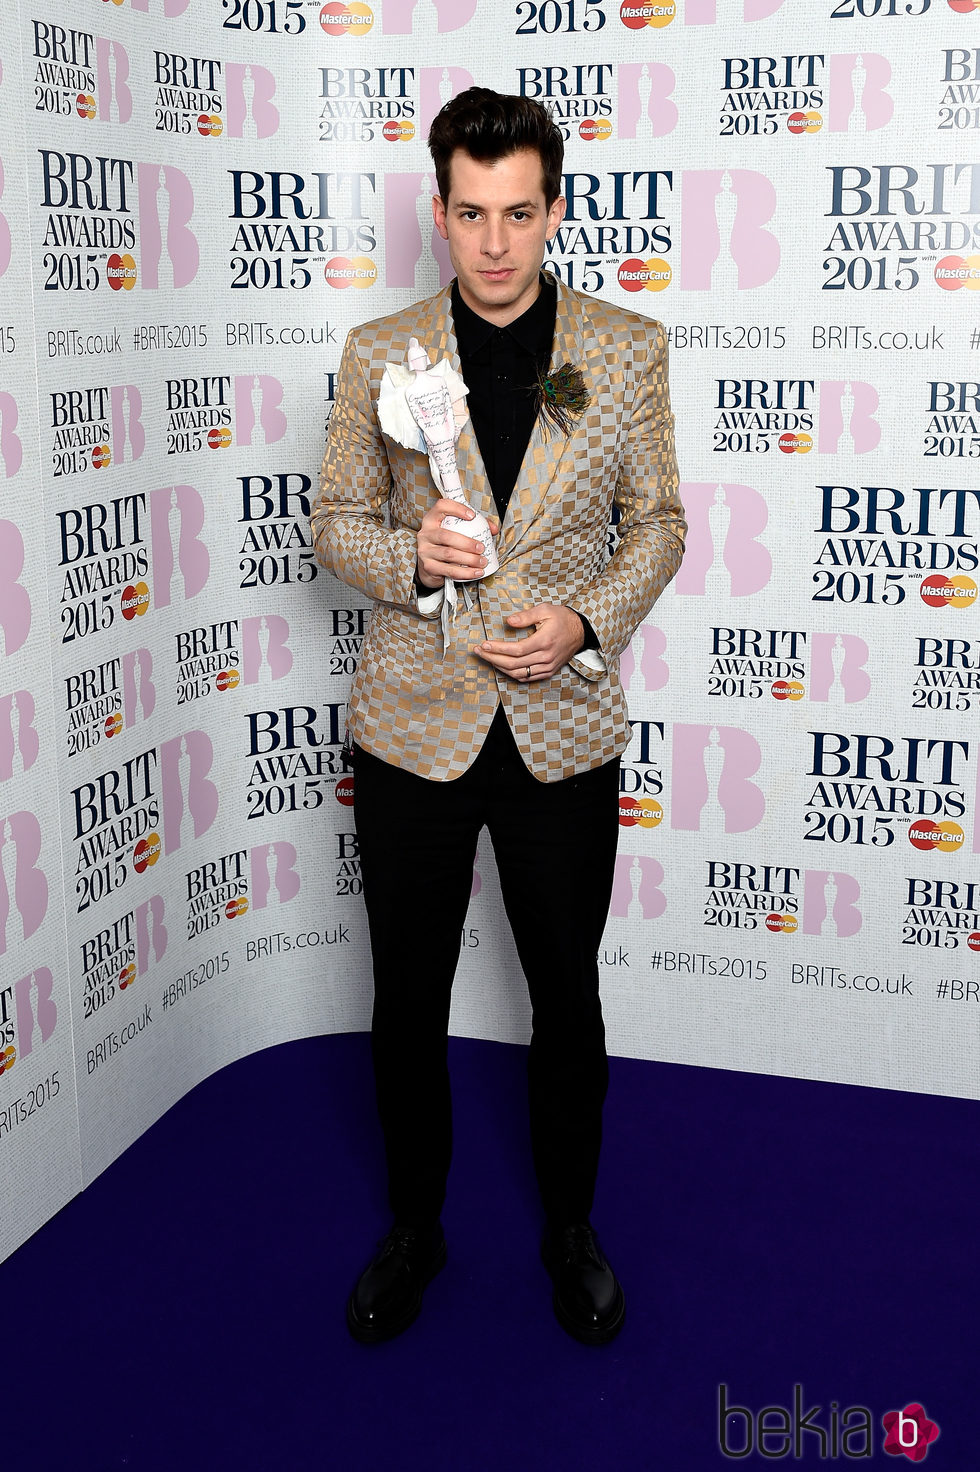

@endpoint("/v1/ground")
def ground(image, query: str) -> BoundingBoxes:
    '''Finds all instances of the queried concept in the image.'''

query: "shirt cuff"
[416,585,444,617]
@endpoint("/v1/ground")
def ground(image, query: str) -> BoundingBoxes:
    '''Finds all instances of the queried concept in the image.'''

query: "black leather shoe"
[346,1223,446,1344]
[542,1223,625,1346]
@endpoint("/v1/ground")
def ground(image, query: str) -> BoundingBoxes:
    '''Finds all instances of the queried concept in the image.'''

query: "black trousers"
[352,709,621,1228]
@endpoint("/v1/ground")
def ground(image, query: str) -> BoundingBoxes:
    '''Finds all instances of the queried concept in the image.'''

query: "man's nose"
[482,219,507,257]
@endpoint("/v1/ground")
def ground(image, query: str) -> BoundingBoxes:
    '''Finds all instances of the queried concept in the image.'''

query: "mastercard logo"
[618,795,662,828]
[225,896,249,920]
[197,113,223,138]
[119,963,136,989]
[76,94,96,120]
[908,820,964,852]
[787,111,822,135]
[335,774,355,807]
[948,0,980,12]
[935,253,980,290]
[920,574,977,609]
[320,1,374,34]
[207,426,232,449]
[324,255,377,289]
[91,443,112,469]
[382,119,415,142]
[778,431,812,454]
[104,711,123,738]
[216,667,240,692]
[618,258,671,292]
[968,931,980,952]
[107,253,137,291]
[771,679,805,701]
[579,118,613,142]
[765,913,798,934]
[0,1045,15,1074]
[121,582,150,620]
[133,833,161,873]
[621,0,675,26]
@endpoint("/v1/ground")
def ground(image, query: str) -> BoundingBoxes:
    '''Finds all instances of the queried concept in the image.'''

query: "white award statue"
[377,336,498,637]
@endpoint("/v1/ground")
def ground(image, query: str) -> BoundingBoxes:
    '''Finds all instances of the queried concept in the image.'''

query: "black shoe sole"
[346,1238,447,1345]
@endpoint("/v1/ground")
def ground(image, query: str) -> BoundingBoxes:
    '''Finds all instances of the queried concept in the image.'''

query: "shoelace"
[553,1225,604,1269]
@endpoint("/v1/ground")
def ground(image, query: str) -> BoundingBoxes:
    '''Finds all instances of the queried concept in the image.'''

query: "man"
[311,88,684,1346]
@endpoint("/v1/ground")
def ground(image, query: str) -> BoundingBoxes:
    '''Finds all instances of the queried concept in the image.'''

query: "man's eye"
[511,212,529,222]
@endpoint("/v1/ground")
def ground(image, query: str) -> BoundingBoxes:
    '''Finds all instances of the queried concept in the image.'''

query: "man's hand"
[416,499,499,590]
[475,604,585,682]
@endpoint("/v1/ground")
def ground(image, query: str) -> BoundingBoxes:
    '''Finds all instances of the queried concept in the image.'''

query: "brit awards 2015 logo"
[0,522,31,658]
[550,169,673,295]
[32,21,132,125]
[153,53,279,140]
[671,724,766,834]
[680,169,779,290]
[238,472,317,592]
[913,635,980,713]
[317,65,470,143]
[805,729,970,851]
[712,379,882,455]
[672,482,772,598]
[923,380,980,459]
[0,392,23,478]
[184,842,301,938]
[517,66,615,141]
[940,48,980,131]
[813,482,979,610]
[824,162,980,292]
[705,628,872,703]
[903,876,980,953]
[69,731,219,916]
[229,169,377,291]
[49,382,145,478]
[701,862,863,936]
[0,694,39,783]
[0,812,48,957]
[64,648,156,760]
[38,151,198,292]
[0,967,57,1077]
[78,896,168,1022]
[245,702,348,816]
[164,374,286,454]
[718,54,893,137]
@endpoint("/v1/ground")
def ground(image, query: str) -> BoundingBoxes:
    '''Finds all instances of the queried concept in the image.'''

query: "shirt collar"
[451,274,556,358]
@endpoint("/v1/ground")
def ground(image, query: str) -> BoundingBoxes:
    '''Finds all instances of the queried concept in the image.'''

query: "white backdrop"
[2,0,979,1262]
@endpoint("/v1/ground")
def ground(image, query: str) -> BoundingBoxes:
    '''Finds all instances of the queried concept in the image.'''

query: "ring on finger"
[525,665,531,680]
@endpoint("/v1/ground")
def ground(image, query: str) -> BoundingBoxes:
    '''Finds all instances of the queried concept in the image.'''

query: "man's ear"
[432,193,449,242]
[546,194,567,241]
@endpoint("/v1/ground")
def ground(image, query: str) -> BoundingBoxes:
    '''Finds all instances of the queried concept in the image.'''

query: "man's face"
[432,147,566,327]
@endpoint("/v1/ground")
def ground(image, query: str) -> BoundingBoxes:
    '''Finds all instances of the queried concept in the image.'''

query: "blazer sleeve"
[565,320,685,665]
[310,328,435,617]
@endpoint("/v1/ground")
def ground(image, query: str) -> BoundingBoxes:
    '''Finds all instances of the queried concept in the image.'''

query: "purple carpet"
[5,1033,973,1470]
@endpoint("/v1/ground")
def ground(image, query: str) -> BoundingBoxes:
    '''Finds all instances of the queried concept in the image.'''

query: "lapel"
[408,278,590,560]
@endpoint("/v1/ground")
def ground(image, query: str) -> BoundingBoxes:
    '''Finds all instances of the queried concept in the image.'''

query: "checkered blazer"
[311,278,684,782]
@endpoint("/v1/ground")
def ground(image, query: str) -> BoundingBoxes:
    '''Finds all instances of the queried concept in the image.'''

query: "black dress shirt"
[449,276,598,652]
[451,276,555,524]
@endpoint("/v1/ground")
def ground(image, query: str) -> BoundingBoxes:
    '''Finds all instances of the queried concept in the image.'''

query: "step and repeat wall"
[1,0,978,1260]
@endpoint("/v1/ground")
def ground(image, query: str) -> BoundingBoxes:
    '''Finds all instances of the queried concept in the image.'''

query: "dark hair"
[428,87,564,207]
